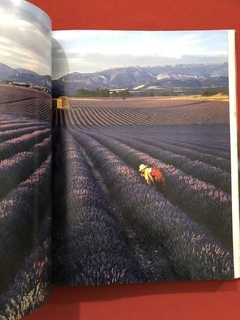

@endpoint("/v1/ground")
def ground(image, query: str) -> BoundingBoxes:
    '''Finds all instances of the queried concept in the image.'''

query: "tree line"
[75,88,132,99]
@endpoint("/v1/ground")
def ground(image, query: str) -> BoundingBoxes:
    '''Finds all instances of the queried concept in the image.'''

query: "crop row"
[0,153,51,294]
[53,107,231,162]
[106,124,231,164]
[82,130,232,249]
[156,135,230,157]
[69,100,130,109]
[0,114,41,126]
[69,98,221,110]
[0,216,51,320]
[0,112,52,316]
[136,136,231,171]
[0,85,48,103]
[0,124,49,144]
[90,121,230,157]
[0,98,51,121]
[56,98,230,127]
[0,88,52,316]
[53,107,183,127]
[0,136,51,200]
[82,123,231,175]
[68,127,233,280]
[102,133,231,193]
[0,128,51,161]
[132,123,231,153]
[52,127,149,285]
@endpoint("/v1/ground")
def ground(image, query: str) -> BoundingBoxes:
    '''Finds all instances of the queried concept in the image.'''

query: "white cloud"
[52,30,229,77]
[0,0,51,75]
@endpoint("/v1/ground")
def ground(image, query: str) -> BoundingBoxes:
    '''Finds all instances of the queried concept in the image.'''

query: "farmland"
[52,97,234,285]
[0,85,51,319]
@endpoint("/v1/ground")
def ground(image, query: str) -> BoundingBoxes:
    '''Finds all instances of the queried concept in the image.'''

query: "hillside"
[52,62,229,97]
[0,62,51,91]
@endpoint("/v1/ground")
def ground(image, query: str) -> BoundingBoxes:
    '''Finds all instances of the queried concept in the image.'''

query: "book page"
[0,0,52,318]
[227,31,240,278]
[52,29,239,285]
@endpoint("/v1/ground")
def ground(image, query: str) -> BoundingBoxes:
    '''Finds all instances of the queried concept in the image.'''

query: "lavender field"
[52,97,234,285]
[0,85,51,319]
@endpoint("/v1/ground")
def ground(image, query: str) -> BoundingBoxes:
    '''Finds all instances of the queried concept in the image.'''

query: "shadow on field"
[51,37,71,284]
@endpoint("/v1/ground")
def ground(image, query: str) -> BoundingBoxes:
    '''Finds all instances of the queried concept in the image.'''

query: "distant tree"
[75,88,110,98]
[201,89,210,96]
[117,89,132,100]
[75,88,91,97]
[110,91,117,97]
[147,91,154,97]
[99,88,110,97]
[161,91,169,96]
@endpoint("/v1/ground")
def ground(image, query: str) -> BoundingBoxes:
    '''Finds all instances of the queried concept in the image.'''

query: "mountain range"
[0,63,51,90]
[0,62,229,97]
[52,62,229,97]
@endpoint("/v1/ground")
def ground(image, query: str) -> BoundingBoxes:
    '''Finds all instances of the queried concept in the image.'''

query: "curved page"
[52,29,239,285]
[0,1,52,318]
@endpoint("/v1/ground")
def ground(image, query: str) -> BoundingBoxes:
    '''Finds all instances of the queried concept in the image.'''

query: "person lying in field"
[139,164,165,190]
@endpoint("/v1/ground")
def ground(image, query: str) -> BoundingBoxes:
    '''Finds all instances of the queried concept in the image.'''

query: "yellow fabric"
[142,168,152,185]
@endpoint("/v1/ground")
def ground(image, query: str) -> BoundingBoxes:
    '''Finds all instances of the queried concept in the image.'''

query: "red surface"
[26,0,240,319]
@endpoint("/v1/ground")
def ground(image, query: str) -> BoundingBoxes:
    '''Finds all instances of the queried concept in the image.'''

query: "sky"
[52,30,229,79]
[0,1,229,80]
[0,0,51,76]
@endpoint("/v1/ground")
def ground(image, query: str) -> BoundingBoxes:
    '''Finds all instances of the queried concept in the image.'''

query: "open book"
[0,0,239,318]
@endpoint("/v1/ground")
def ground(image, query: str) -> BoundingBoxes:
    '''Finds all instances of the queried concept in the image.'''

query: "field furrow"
[51,97,234,283]
[0,227,51,320]
[85,130,232,249]
[104,133,231,193]
[0,128,51,161]
[0,86,52,317]
[52,128,149,285]
[0,124,48,143]
[137,137,231,170]
[0,154,51,294]
[0,135,51,200]
[68,128,233,280]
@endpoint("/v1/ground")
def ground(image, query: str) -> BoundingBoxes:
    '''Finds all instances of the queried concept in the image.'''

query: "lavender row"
[158,129,231,153]
[118,124,230,154]
[0,118,49,132]
[0,128,51,161]
[54,107,164,128]
[68,101,229,127]
[0,217,51,320]
[0,100,51,121]
[0,124,48,144]
[109,127,231,169]
[0,136,51,200]
[105,133,231,193]
[69,128,233,280]
[155,138,231,160]
[137,136,231,171]
[85,131,232,249]
[0,116,46,129]
[0,155,51,294]
[52,127,147,285]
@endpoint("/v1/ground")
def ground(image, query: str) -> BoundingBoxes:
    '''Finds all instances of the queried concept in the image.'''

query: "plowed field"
[52,97,233,285]
[0,85,51,319]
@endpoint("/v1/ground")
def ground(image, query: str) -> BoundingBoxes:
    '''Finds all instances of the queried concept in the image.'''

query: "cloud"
[0,0,51,75]
[52,30,229,77]
[52,38,70,79]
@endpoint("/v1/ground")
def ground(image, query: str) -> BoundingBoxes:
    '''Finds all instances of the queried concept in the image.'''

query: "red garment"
[150,168,165,184]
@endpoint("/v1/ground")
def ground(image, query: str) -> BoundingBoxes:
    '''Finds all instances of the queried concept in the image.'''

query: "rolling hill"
[52,62,229,97]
